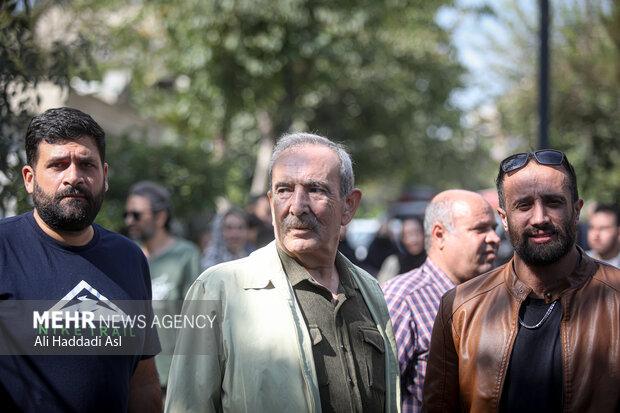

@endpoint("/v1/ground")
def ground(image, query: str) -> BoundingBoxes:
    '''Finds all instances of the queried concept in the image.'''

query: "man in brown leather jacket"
[423,150,620,413]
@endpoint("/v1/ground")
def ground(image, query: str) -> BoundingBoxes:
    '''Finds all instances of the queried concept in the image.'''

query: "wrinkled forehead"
[272,144,340,179]
[37,136,99,157]
[503,162,571,200]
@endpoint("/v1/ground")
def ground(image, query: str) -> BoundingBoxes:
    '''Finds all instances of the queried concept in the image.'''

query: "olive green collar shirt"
[278,246,388,412]
[165,241,400,413]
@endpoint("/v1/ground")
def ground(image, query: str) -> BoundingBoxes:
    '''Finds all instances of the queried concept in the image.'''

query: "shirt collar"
[422,257,458,290]
[276,245,358,297]
[504,245,597,303]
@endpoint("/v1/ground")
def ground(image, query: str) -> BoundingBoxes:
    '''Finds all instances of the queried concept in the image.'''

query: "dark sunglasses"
[123,211,143,221]
[500,149,566,173]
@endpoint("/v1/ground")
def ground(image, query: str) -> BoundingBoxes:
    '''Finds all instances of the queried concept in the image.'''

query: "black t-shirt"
[500,297,563,413]
[0,212,160,412]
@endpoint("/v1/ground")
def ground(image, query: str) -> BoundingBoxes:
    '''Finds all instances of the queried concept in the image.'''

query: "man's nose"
[530,201,550,226]
[63,162,85,186]
[289,188,309,216]
[487,228,501,248]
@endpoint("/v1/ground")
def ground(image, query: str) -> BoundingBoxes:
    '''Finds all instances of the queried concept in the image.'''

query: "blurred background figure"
[362,219,399,276]
[197,226,212,258]
[377,216,427,284]
[586,204,620,267]
[202,206,253,270]
[338,224,365,268]
[246,194,275,249]
[124,180,201,393]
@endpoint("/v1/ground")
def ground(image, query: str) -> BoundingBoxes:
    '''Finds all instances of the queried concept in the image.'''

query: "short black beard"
[33,180,105,232]
[509,215,577,267]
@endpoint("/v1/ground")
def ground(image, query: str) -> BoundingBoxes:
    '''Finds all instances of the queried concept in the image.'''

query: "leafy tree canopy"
[470,0,620,205]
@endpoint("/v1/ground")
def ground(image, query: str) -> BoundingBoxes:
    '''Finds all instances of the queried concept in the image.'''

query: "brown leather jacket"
[422,249,620,413]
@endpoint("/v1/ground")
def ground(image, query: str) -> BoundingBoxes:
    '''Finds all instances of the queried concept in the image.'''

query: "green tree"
[471,0,620,203]
[68,0,491,208]
[0,0,93,216]
[97,135,224,236]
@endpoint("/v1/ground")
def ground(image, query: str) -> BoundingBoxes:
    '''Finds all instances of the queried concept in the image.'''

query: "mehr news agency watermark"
[0,300,221,356]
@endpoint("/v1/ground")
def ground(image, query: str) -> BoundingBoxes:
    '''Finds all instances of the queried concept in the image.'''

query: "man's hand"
[128,358,162,412]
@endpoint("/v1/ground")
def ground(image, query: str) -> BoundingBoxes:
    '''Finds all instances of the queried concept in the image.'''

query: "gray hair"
[423,198,455,251]
[268,132,355,198]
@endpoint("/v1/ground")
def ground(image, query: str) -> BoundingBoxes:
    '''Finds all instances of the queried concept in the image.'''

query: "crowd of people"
[0,106,618,412]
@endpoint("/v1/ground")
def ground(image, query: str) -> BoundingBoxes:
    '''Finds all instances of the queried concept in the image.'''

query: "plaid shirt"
[382,258,456,413]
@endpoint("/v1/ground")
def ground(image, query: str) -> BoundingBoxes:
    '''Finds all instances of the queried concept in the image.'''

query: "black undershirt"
[500,297,563,413]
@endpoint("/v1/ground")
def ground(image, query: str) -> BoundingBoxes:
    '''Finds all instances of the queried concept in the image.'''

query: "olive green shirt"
[277,247,386,413]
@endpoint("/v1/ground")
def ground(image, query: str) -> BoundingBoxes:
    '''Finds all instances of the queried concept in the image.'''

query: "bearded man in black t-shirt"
[0,107,161,412]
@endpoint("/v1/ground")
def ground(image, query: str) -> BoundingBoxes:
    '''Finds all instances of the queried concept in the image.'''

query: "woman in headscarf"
[201,207,253,270]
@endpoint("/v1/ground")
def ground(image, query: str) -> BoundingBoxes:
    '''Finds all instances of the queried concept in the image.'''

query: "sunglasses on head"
[500,149,566,173]
[123,211,143,221]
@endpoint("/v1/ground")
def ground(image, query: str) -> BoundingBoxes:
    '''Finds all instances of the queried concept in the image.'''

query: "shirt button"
[545,292,552,300]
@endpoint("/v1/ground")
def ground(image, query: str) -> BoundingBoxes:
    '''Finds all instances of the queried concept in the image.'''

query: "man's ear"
[341,188,362,226]
[267,190,275,227]
[155,210,168,229]
[497,207,509,232]
[573,198,583,225]
[103,163,109,192]
[432,223,446,250]
[22,165,35,194]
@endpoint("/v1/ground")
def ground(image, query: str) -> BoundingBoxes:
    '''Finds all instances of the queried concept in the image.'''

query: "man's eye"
[310,186,330,195]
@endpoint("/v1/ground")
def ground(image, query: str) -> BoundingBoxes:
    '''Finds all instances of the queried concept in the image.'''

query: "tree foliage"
[97,136,224,235]
[68,0,492,203]
[474,0,620,204]
[3,0,500,231]
[0,0,94,217]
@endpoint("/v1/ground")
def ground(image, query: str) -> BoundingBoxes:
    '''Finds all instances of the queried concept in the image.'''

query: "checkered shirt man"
[382,258,456,413]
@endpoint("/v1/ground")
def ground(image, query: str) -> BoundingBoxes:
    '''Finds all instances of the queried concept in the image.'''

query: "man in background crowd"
[246,194,274,248]
[383,190,500,412]
[586,204,620,267]
[125,180,201,391]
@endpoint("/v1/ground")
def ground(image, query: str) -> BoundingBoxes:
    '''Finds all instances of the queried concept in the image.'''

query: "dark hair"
[222,206,249,227]
[25,107,106,166]
[128,181,172,230]
[496,151,579,209]
[593,204,620,226]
